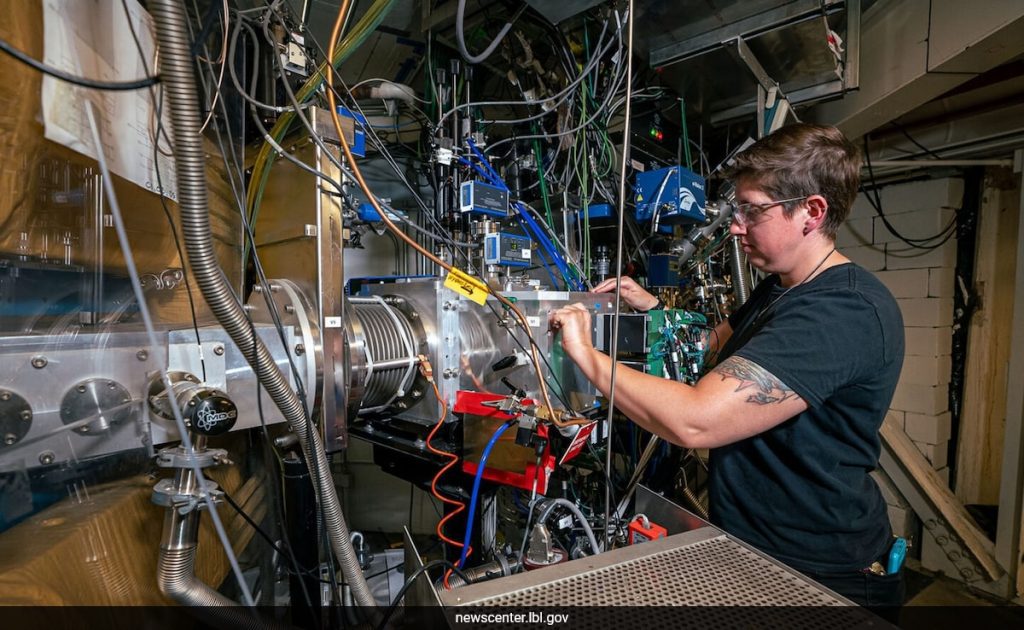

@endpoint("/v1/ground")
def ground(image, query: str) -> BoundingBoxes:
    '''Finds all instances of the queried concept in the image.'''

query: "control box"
[484,232,532,267]
[634,166,706,225]
[460,180,509,217]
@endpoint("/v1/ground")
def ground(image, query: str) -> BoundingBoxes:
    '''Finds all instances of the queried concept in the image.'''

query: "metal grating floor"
[442,529,884,629]
[475,535,838,606]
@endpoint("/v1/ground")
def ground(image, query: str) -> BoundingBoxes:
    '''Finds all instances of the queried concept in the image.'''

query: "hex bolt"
[253,284,263,293]
[4,434,16,445]
[269,283,281,292]
[294,343,305,356]
[31,356,48,369]
[0,391,9,401]
[136,349,149,361]
[213,345,225,356]
[39,451,55,465]
[20,410,31,421]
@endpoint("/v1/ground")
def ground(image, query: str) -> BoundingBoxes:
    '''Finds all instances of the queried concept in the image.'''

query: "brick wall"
[838,177,963,538]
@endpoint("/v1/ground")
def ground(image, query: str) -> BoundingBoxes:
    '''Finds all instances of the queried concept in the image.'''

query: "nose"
[729,218,745,236]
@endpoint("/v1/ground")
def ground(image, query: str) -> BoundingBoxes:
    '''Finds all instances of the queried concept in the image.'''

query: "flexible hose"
[728,235,751,306]
[157,524,281,628]
[148,0,376,610]
[455,0,516,65]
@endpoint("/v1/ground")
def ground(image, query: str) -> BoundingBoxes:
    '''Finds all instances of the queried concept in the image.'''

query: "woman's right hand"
[592,276,659,311]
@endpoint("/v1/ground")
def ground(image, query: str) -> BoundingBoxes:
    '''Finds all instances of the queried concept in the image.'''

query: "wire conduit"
[148,0,376,610]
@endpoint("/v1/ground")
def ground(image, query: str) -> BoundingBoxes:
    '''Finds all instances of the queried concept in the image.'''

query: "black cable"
[862,136,957,250]
[889,120,944,160]
[0,35,159,91]
[376,560,470,630]
[178,3,334,616]
[119,0,207,380]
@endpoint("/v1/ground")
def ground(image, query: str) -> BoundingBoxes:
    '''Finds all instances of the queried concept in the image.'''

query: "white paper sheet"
[42,0,178,200]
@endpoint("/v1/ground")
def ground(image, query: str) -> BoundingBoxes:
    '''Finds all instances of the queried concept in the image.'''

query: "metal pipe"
[156,467,270,626]
[148,0,375,609]
[445,555,521,588]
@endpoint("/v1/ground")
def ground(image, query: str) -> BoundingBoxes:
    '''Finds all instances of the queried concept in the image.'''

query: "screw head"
[136,349,149,361]
[39,451,55,465]
[294,343,305,356]
[107,382,116,390]
[213,345,225,356]
[31,356,47,369]
[77,385,87,393]
[4,434,16,446]
[20,410,31,421]
[0,391,9,401]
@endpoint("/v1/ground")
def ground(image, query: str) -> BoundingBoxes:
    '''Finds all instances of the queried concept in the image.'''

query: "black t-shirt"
[709,262,904,573]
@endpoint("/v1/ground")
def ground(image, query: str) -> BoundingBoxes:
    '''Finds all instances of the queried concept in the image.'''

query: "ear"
[802,194,829,235]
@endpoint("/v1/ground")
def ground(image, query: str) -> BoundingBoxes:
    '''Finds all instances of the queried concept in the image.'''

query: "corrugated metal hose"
[148,0,376,611]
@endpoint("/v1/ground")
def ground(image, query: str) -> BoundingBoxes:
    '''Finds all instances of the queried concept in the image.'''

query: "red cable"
[423,377,471,589]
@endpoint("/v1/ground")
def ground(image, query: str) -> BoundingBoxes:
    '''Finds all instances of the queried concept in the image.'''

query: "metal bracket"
[155,445,231,469]
[725,37,798,137]
[151,477,224,514]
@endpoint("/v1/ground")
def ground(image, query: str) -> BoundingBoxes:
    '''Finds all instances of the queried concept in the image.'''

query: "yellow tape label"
[444,267,489,305]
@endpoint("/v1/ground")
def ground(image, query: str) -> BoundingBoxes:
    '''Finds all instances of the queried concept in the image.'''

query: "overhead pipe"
[148,0,376,610]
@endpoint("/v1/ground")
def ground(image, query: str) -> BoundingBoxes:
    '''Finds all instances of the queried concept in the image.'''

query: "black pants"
[808,567,905,624]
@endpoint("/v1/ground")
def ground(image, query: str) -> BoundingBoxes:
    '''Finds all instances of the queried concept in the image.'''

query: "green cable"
[243,0,398,263]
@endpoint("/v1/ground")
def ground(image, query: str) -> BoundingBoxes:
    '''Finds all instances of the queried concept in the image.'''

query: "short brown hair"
[727,123,861,239]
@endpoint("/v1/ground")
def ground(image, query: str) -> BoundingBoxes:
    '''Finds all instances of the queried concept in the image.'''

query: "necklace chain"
[755,247,837,322]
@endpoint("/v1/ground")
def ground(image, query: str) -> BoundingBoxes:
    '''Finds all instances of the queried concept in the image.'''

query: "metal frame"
[650,0,846,67]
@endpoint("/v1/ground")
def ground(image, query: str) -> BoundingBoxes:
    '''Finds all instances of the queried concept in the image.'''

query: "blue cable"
[513,216,562,289]
[457,156,493,184]
[463,139,583,290]
[459,419,516,568]
[466,137,505,185]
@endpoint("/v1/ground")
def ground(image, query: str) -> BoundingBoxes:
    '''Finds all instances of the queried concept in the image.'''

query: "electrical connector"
[417,354,434,382]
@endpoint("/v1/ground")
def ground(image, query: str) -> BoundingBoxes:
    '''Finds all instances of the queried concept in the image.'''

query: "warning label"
[443,267,489,305]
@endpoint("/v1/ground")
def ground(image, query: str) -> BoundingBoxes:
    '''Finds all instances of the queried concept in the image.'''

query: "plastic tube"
[459,420,515,568]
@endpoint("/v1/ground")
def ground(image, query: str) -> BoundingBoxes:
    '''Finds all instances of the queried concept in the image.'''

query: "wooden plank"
[881,417,1002,581]
[957,178,1021,504]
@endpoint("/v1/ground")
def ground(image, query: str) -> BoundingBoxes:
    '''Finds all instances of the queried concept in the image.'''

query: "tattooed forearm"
[712,356,798,405]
